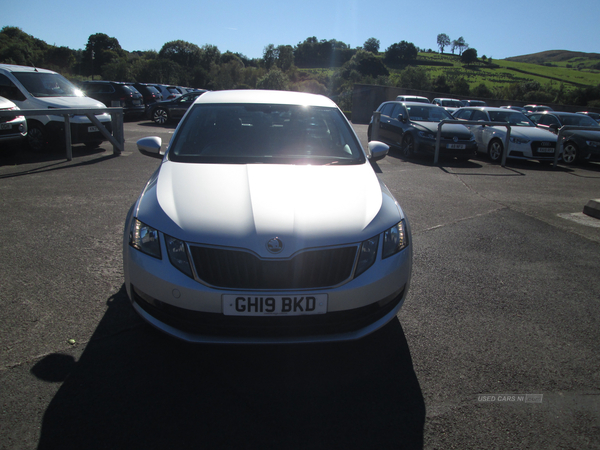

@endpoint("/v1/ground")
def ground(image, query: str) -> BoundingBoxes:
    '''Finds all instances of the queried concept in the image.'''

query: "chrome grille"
[189,245,358,289]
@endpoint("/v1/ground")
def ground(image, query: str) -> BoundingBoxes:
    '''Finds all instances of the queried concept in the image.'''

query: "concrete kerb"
[583,199,600,219]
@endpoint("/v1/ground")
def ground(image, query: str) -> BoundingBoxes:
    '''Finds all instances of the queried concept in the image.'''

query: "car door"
[386,103,406,146]
[375,103,396,143]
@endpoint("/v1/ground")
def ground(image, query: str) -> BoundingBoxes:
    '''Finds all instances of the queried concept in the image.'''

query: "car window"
[0,74,26,101]
[539,115,559,126]
[454,109,472,120]
[12,72,82,97]
[488,111,535,127]
[558,115,599,127]
[380,103,395,117]
[169,104,365,165]
[390,104,403,119]
[406,105,453,122]
[471,111,488,121]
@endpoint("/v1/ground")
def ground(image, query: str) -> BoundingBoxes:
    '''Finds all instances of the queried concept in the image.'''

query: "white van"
[0,64,112,151]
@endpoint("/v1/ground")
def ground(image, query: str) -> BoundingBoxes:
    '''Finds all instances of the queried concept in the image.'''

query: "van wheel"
[27,123,47,152]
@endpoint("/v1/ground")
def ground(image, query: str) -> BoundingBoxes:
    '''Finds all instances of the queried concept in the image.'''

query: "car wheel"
[27,122,47,152]
[152,108,169,125]
[402,134,415,159]
[488,139,503,163]
[562,142,578,165]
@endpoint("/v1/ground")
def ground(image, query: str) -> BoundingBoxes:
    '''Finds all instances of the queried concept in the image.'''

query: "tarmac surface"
[1,120,599,449]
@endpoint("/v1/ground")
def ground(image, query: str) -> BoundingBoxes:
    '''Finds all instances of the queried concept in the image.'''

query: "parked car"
[453,107,558,163]
[500,105,527,113]
[81,81,145,118]
[132,83,163,107]
[152,84,182,101]
[524,104,553,113]
[527,111,600,164]
[577,111,600,123]
[368,101,477,161]
[461,100,487,107]
[0,64,112,151]
[146,90,207,124]
[124,89,412,343]
[0,96,27,156]
[432,98,463,113]
[395,95,429,103]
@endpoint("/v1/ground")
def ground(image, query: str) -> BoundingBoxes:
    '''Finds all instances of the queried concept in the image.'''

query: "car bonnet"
[135,161,399,258]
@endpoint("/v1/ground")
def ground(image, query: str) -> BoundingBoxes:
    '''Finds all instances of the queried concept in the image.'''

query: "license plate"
[537,147,554,153]
[88,126,99,133]
[223,294,327,316]
[133,99,141,105]
[447,143,466,149]
[0,123,11,130]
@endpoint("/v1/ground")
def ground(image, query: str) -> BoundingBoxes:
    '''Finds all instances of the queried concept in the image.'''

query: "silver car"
[124,90,413,344]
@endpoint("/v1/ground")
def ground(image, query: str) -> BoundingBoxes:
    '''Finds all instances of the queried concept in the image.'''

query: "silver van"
[0,64,112,151]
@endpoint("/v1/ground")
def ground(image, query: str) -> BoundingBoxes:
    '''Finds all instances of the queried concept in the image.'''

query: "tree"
[437,33,450,54]
[363,38,380,54]
[263,44,276,70]
[384,41,418,65]
[159,40,202,68]
[256,68,289,90]
[461,48,478,65]
[83,33,125,77]
[452,36,467,55]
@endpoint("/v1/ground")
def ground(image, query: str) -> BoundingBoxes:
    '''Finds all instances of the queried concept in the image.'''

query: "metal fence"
[0,107,124,161]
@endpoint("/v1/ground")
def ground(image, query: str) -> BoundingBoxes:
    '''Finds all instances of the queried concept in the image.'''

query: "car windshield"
[406,105,453,122]
[168,104,365,165]
[12,72,83,97]
[557,114,600,127]
[488,111,535,127]
[442,100,462,107]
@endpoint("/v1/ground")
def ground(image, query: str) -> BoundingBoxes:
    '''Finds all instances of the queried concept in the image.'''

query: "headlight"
[418,131,435,140]
[383,220,409,259]
[585,140,600,148]
[165,235,193,277]
[129,218,161,258]
[510,136,530,145]
[355,235,379,277]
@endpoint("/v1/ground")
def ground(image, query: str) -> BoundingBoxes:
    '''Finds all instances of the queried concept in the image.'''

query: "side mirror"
[368,141,389,161]
[397,113,407,123]
[137,136,164,159]
[549,124,559,132]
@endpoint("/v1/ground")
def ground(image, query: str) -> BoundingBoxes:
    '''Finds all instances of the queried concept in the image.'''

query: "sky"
[3,0,599,60]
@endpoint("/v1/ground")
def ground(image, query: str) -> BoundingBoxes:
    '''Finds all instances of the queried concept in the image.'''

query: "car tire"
[488,139,503,163]
[152,108,169,125]
[27,122,47,152]
[562,141,578,165]
[402,134,415,159]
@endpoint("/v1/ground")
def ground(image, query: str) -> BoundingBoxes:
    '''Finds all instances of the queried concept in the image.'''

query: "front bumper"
[123,224,412,344]
[418,139,478,158]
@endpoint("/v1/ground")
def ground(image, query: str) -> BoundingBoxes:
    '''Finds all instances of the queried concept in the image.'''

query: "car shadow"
[0,143,107,168]
[32,286,425,450]
[136,121,179,129]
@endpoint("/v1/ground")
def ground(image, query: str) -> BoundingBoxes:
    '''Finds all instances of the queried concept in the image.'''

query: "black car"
[527,111,600,164]
[146,90,207,125]
[81,81,145,118]
[132,83,163,107]
[368,101,477,161]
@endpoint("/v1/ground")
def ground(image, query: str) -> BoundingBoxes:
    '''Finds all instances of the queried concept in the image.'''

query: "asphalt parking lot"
[1,119,599,449]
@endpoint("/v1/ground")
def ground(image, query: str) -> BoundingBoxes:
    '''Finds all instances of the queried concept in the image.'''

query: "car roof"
[459,106,518,112]
[0,63,58,74]
[195,89,337,108]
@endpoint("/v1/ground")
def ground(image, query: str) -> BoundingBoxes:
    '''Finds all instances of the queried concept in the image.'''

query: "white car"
[0,96,27,156]
[0,64,112,151]
[453,107,558,162]
[124,90,413,344]
[432,97,463,113]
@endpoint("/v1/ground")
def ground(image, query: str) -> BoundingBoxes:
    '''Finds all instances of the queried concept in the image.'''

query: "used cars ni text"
[124,90,412,343]
[453,107,558,163]
[368,101,477,161]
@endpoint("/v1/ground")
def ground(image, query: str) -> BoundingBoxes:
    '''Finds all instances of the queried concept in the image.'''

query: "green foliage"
[385,41,418,65]
[437,34,450,53]
[363,38,380,54]
[256,68,289,90]
[461,48,478,65]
